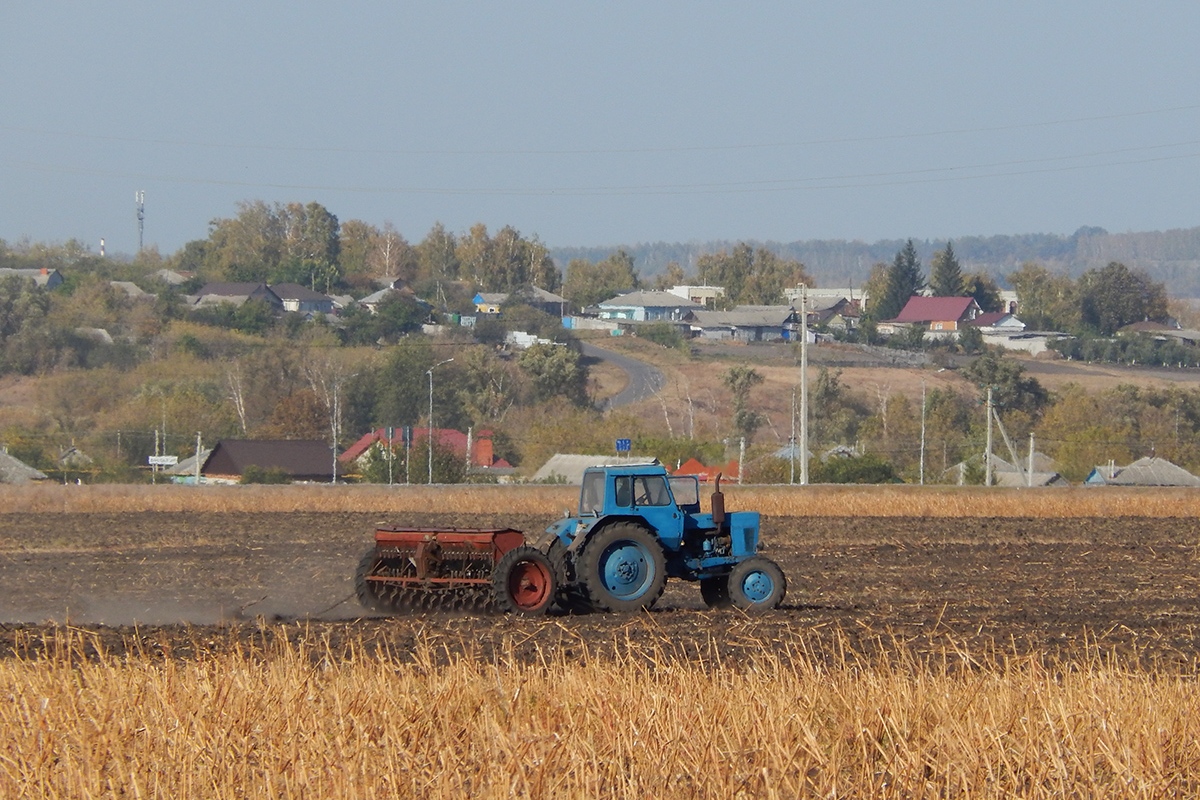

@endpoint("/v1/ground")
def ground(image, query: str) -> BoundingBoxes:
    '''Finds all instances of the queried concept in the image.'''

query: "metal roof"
[598,291,701,309]
[892,296,980,323]
[0,451,48,484]
[1086,457,1200,487]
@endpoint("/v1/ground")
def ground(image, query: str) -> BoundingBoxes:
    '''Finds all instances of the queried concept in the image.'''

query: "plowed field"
[2,511,1198,666]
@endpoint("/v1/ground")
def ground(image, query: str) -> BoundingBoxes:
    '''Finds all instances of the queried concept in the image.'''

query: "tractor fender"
[566,514,652,556]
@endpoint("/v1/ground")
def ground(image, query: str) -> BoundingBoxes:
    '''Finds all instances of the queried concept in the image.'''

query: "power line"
[13,141,1200,198]
[3,103,1199,156]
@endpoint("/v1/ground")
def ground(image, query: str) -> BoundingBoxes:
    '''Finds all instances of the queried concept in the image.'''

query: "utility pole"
[984,387,994,487]
[135,190,145,253]
[1028,432,1035,488]
[799,284,809,485]
[427,358,454,484]
[919,381,927,485]
[789,387,796,485]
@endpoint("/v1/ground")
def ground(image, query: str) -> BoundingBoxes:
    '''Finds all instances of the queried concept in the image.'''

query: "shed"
[202,439,338,483]
[531,454,658,484]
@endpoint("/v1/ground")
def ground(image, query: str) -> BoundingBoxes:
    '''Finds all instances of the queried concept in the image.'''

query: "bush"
[639,321,687,351]
[240,465,292,484]
[809,453,899,484]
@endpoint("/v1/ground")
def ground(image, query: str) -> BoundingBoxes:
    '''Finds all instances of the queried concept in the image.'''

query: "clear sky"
[3,3,1199,258]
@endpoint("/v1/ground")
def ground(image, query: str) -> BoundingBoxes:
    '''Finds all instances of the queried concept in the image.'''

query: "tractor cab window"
[580,471,605,514]
[668,475,700,510]
[633,475,670,506]
[613,476,633,508]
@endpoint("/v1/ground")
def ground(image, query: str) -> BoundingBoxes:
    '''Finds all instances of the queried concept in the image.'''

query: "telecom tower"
[135,190,145,252]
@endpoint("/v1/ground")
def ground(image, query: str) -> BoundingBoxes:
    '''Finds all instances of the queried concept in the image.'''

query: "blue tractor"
[494,462,787,614]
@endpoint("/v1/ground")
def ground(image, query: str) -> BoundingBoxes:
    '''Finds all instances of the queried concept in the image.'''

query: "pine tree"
[874,239,925,321]
[929,241,963,296]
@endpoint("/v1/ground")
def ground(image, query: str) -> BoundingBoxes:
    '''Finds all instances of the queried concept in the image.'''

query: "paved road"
[580,342,665,410]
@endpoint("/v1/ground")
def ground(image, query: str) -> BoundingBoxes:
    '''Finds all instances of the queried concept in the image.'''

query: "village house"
[472,286,568,317]
[192,282,283,310]
[0,267,64,289]
[1085,456,1200,487]
[689,305,801,343]
[882,296,983,338]
[270,283,334,314]
[596,291,701,322]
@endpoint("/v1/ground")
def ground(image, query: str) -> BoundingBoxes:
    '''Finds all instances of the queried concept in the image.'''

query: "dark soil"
[1,512,1199,667]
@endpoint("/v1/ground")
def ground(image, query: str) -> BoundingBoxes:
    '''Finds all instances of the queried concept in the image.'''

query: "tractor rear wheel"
[577,523,666,612]
[728,556,786,611]
[354,549,387,611]
[493,546,557,615]
[699,576,730,608]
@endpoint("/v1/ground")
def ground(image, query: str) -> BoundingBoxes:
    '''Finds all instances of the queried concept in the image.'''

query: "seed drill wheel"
[577,522,666,612]
[354,549,387,611]
[493,546,557,615]
[727,556,786,611]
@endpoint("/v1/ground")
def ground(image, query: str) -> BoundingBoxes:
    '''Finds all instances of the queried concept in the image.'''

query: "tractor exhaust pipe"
[711,473,725,527]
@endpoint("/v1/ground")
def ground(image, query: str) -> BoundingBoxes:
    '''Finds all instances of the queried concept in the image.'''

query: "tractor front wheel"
[577,523,666,612]
[728,556,786,611]
[493,546,557,615]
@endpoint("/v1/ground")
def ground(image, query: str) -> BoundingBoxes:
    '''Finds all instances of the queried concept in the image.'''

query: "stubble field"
[2,485,1199,796]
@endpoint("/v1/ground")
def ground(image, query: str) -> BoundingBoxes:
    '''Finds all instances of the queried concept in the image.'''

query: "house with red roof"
[883,296,982,337]
[673,457,740,483]
[339,427,511,473]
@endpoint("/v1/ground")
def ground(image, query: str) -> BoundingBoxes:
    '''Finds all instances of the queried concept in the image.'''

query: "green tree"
[346,338,435,431]
[415,222,460,283]
[809,368,868,447]
[962,272,1003,313]
[1078,261,1169,335]
[697,244,811,306]
[518,343,587,405]
[457,224,560,292]
[722,365,764,442]
[456,347,520,424]
[652,261,688,291]
[963,351,1049,418]
[957,323,985,354]
[929,241,963,296]
[874,240,925,322]
[204,200,284,282]
[563,250,640,309]
[860,261,890,331]
[1008,262,1077,331]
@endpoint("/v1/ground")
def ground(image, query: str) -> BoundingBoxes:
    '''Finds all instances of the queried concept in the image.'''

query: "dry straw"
[4,482,1200,518]
[1,627,1198,798]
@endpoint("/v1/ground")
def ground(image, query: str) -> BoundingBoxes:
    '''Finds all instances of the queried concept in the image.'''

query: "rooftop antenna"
[135,190,145,253]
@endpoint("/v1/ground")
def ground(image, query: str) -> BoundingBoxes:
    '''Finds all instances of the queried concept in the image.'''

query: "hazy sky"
[4,3,1199,257]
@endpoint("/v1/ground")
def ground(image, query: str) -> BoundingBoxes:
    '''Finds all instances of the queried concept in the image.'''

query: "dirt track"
[1,512,1198,665]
